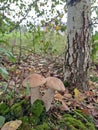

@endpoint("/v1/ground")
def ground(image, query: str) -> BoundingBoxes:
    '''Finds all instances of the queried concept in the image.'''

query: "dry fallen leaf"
[89,81,95,86]
[0,91,3,96]
[74,88,81,98]
[86,104,95,109]
[54,93,63,102]
[1,120,22,130]
[85,91,94,97]
[64,93,72,98]
[81,109,90,115]
[61,100,70,111]
[74,88,85,101]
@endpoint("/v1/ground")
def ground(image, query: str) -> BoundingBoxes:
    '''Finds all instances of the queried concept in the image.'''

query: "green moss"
[29,99,46,125]
[29,116,39,125]
[10,102,23,118]
[19,116,29,123]
[18,116,32,130]
[73,110,89,123]
[31,99,45,117]
[74,110,95,130]
[20,99,30,107]
[10,98,31,119]
[60,111,96,130]
[18,122,32,130]
[86,122,96,130]
[64,116,87,130]
[0,103,10,116]
[32,122,50,130]
[20,99,31,115]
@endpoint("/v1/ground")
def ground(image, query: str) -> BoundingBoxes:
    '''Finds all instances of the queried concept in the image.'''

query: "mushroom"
[22,73,46,105]
[42,77,65,111]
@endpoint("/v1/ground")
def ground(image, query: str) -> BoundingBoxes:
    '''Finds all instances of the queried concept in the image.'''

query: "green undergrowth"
[90,75,98,83]
[1,30,65,56]
[92,33,98,63]
[59,110,95,130]
[0,98,96,130]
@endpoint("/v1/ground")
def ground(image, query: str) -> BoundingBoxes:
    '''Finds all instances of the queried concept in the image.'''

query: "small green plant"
[90,75,98,83]
[92,33,98,63]
[0,67,9,79]
[0,48,16,62]
[92,40,98,63]
[40,41,53,54]
[0,39,16,79]
[0,116,5,128]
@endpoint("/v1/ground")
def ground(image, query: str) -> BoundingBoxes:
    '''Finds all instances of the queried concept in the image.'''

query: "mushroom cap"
[45,77,65,91]
[23,73,46,88]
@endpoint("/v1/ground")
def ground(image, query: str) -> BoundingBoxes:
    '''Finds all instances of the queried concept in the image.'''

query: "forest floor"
[0,53,98,129]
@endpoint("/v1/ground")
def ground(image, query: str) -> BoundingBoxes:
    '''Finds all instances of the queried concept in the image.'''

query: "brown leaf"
[54,93,63,102]
[74,88,85,101]
[61,100,70,111]
[86,104,95,109]
[81,109,90,115]
[89,81,95,86]
[64,93,72,98]
[85,91,94,97]
[93,98,98,103]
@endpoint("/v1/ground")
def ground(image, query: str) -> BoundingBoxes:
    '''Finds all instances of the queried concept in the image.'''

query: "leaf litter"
[0,53,98,128]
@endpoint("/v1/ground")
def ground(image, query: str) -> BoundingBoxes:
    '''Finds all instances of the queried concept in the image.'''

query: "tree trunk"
[64,0,91,91]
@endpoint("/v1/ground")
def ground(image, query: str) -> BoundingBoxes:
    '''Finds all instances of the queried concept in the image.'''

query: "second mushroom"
[42,77,65,111]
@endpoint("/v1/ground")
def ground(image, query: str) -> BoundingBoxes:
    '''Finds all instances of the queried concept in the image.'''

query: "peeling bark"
[64,0,91,90]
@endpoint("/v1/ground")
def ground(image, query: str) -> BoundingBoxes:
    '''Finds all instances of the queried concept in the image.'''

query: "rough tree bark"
[64,0,92,90]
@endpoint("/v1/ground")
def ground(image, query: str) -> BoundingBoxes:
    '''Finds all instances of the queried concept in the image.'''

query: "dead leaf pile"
[0,53,98,128]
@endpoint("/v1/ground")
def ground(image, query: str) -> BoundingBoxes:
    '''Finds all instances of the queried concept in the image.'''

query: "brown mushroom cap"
[23,73,46,87]
[45,77,65,91]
